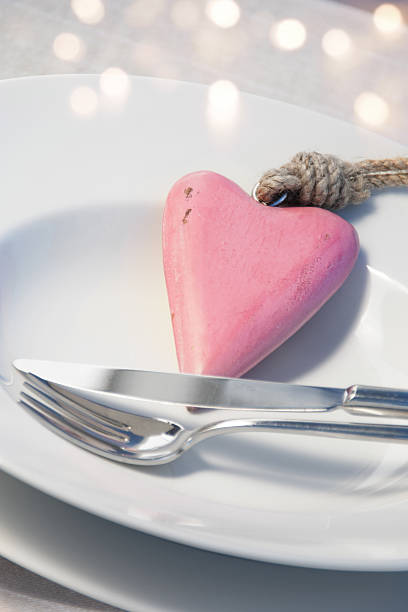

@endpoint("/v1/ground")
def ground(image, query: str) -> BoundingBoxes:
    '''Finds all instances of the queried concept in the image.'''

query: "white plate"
[1,75,408,571]
[3,468,408,612]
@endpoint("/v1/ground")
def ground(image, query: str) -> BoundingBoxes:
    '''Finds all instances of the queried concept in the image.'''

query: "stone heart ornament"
[163,170,359,378]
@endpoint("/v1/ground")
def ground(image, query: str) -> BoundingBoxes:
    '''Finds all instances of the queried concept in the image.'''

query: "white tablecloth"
[1,0,407,609]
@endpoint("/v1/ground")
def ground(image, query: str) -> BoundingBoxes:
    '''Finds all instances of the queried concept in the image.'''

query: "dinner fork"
[8,359,408,466]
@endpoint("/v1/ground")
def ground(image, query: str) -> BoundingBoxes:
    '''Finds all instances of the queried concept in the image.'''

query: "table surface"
[1,0,407,610]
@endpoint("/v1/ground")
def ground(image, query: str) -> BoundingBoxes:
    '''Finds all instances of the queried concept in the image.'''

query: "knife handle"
[343,384,408,418]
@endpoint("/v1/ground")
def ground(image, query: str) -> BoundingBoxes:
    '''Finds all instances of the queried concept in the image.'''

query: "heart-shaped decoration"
[163,171,359,377]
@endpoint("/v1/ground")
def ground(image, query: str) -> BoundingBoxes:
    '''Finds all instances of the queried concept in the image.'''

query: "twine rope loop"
[255,152,408,210]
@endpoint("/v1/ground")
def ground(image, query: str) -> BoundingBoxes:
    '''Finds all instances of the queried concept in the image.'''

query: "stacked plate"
[1,75,408,610]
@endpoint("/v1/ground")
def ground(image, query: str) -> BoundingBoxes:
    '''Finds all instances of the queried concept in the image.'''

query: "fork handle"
[343,385,408,418]
[192,418,408,447]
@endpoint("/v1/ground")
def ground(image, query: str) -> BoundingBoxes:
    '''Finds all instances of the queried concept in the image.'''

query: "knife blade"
[12,359,345,413]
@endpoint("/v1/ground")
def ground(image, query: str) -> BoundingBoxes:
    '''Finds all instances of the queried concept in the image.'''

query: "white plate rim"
[3,467,408,612]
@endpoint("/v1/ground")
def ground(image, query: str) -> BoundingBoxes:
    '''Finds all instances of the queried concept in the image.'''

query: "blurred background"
[1,0,407,142]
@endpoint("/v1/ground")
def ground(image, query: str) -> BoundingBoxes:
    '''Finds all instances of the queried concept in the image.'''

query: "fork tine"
[19,392,125,454]
[24,372,131,430]
[21,383,130,445]
[51,385,132,430]
[22,375,131,441]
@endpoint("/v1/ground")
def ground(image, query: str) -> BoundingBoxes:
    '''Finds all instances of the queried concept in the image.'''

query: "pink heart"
[163,171,359,377]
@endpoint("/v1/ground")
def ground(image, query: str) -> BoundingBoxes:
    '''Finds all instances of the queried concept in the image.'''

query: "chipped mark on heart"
[182,208,192,224]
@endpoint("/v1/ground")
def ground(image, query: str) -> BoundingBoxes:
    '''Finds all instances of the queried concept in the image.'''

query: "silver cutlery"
[7,358,408,466]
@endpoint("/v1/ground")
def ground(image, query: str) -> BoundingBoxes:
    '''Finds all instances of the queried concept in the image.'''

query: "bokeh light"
[373,3,403,34]
[354,92,390,126]
[100,67,130,99]
[71,0,105,24]
[207,80,240,127]
[171,0,200,30]
[321,29,352,58]
[205,0,241,28]
[270,19,307,50]
[126,0,165,27]
[208,80,239,108]
[70,86,98,116]
[53,32,83,62]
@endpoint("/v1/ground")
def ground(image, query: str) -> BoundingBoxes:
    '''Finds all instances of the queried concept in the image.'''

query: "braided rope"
[255,152,408,210]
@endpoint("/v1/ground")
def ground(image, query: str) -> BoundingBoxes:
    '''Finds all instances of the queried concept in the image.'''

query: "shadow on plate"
[246,248,368,382]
